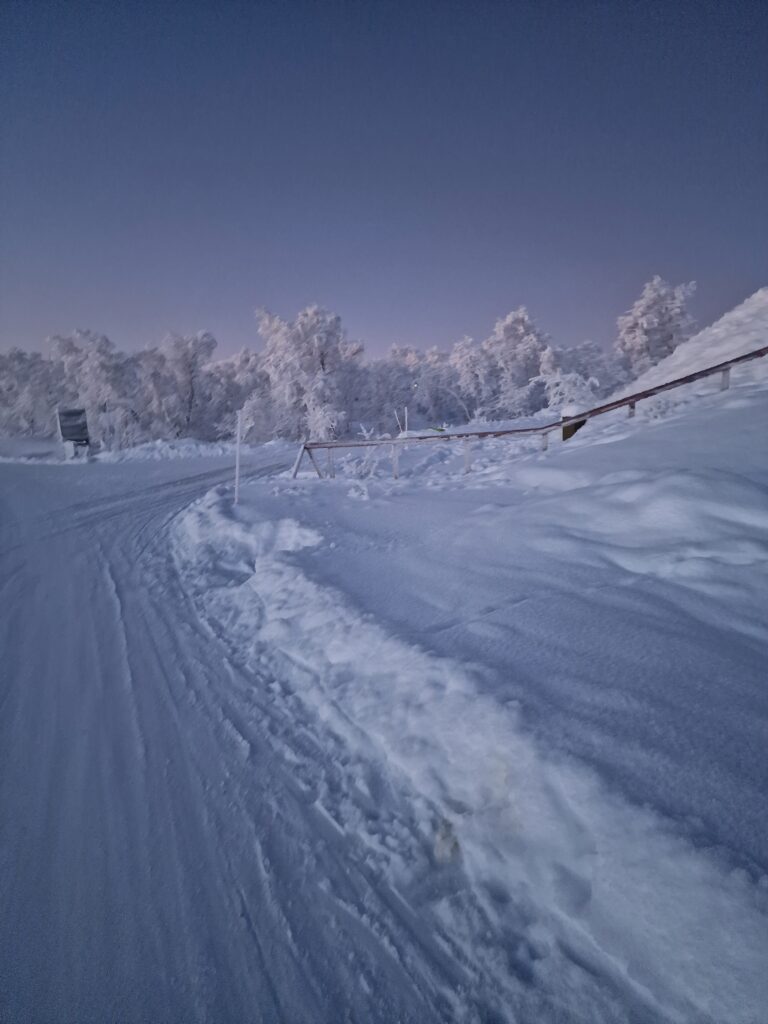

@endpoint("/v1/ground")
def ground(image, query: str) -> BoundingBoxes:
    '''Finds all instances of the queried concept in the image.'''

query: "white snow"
[95,437,295,462]
[170,370,768,1021]
[95,437,242,461]
[2,291,767,1022]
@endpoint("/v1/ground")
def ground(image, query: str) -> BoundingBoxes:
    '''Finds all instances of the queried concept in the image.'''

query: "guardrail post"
[290,442,306,478]
[327,449,335,479]
[305,447,324,479]
[628,401,636,418]
[391,444,399,479]
[720,368,730,391]
[540,432,548,451]
[562,417,586,441]
[463,437,472,473]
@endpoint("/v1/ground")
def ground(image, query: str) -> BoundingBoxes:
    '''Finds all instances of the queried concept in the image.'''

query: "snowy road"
[1,456,296,1021]
[1,453,540,1023]
[2,453,441,1023]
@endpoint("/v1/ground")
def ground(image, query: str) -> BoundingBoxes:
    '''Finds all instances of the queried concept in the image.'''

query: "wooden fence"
[291,345,768,479]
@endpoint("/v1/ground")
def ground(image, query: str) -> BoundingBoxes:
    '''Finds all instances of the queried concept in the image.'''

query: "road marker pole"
[234,408,243,504]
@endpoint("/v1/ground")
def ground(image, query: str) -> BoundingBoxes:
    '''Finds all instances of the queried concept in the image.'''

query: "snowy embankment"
[172,295,768,1022]
[618,285,768,395]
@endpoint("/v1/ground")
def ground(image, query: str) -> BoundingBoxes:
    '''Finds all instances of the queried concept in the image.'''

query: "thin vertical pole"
[234,408,242,504]
[404,406,408,433]
[391,444,399,479]
[463,437,471,474]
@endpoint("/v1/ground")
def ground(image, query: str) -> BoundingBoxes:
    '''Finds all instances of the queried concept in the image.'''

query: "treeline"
[0,276,694,447]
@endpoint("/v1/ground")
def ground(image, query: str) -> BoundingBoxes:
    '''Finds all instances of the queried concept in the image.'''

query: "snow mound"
[96,438,240,461]
[618,286,768,397]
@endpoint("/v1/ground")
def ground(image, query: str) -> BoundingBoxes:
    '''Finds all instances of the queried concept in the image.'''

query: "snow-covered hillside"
[617,285,768,395]
[169,300,768,1021]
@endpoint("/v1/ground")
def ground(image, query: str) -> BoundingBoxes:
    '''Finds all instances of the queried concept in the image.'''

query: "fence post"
[721,368,730,391]
[290,443,306,478]
[305,447,324,479]
[234,408,243,504]
[562,417,586,441]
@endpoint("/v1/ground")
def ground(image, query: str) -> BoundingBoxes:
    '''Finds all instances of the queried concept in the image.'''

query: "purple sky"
[1,0,766,357]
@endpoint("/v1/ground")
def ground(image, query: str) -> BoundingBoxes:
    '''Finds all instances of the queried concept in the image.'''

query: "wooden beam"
[305,447,324,479]
[290,444,306,479]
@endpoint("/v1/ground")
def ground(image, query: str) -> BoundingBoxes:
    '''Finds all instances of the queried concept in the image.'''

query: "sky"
[1,0,766,358]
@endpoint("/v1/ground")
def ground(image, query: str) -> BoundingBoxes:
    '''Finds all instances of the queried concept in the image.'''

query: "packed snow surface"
[1,305,767,1021]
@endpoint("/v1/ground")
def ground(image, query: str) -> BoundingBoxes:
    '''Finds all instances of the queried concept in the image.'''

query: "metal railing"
[291,344,768,479]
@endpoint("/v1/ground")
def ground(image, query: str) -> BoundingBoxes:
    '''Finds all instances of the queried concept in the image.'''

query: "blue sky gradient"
[1,0,766,356]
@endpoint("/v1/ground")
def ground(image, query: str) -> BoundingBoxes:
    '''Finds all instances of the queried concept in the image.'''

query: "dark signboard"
[58,408,90,445]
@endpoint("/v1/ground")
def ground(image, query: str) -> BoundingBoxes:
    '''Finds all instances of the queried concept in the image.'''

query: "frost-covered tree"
[540,339,624,401]
[448,336,495,421]
[615,276,696,378]
[484,308,547,387]
[160,332,218,438]
[129,347,175,442]
[0,349,58,436]
[0,281,704,447]
[447,310,551,422]
[48,330,139,448]
[412,347,465,425]
[259,306,363,440]
[540,371,601,414]
[209,349,270,439]
[239,366,274,442]
[357,347,415,433]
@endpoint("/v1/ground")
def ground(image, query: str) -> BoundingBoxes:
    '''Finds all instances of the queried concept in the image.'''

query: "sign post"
[234,408,243,504]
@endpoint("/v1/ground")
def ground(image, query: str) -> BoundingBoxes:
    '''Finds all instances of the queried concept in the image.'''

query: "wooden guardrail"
[291,344,768,479]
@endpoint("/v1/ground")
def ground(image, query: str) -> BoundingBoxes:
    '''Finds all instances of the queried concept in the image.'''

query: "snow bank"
[172,377,768,1021]
[0,437,60,460]
[96,438,242,461]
